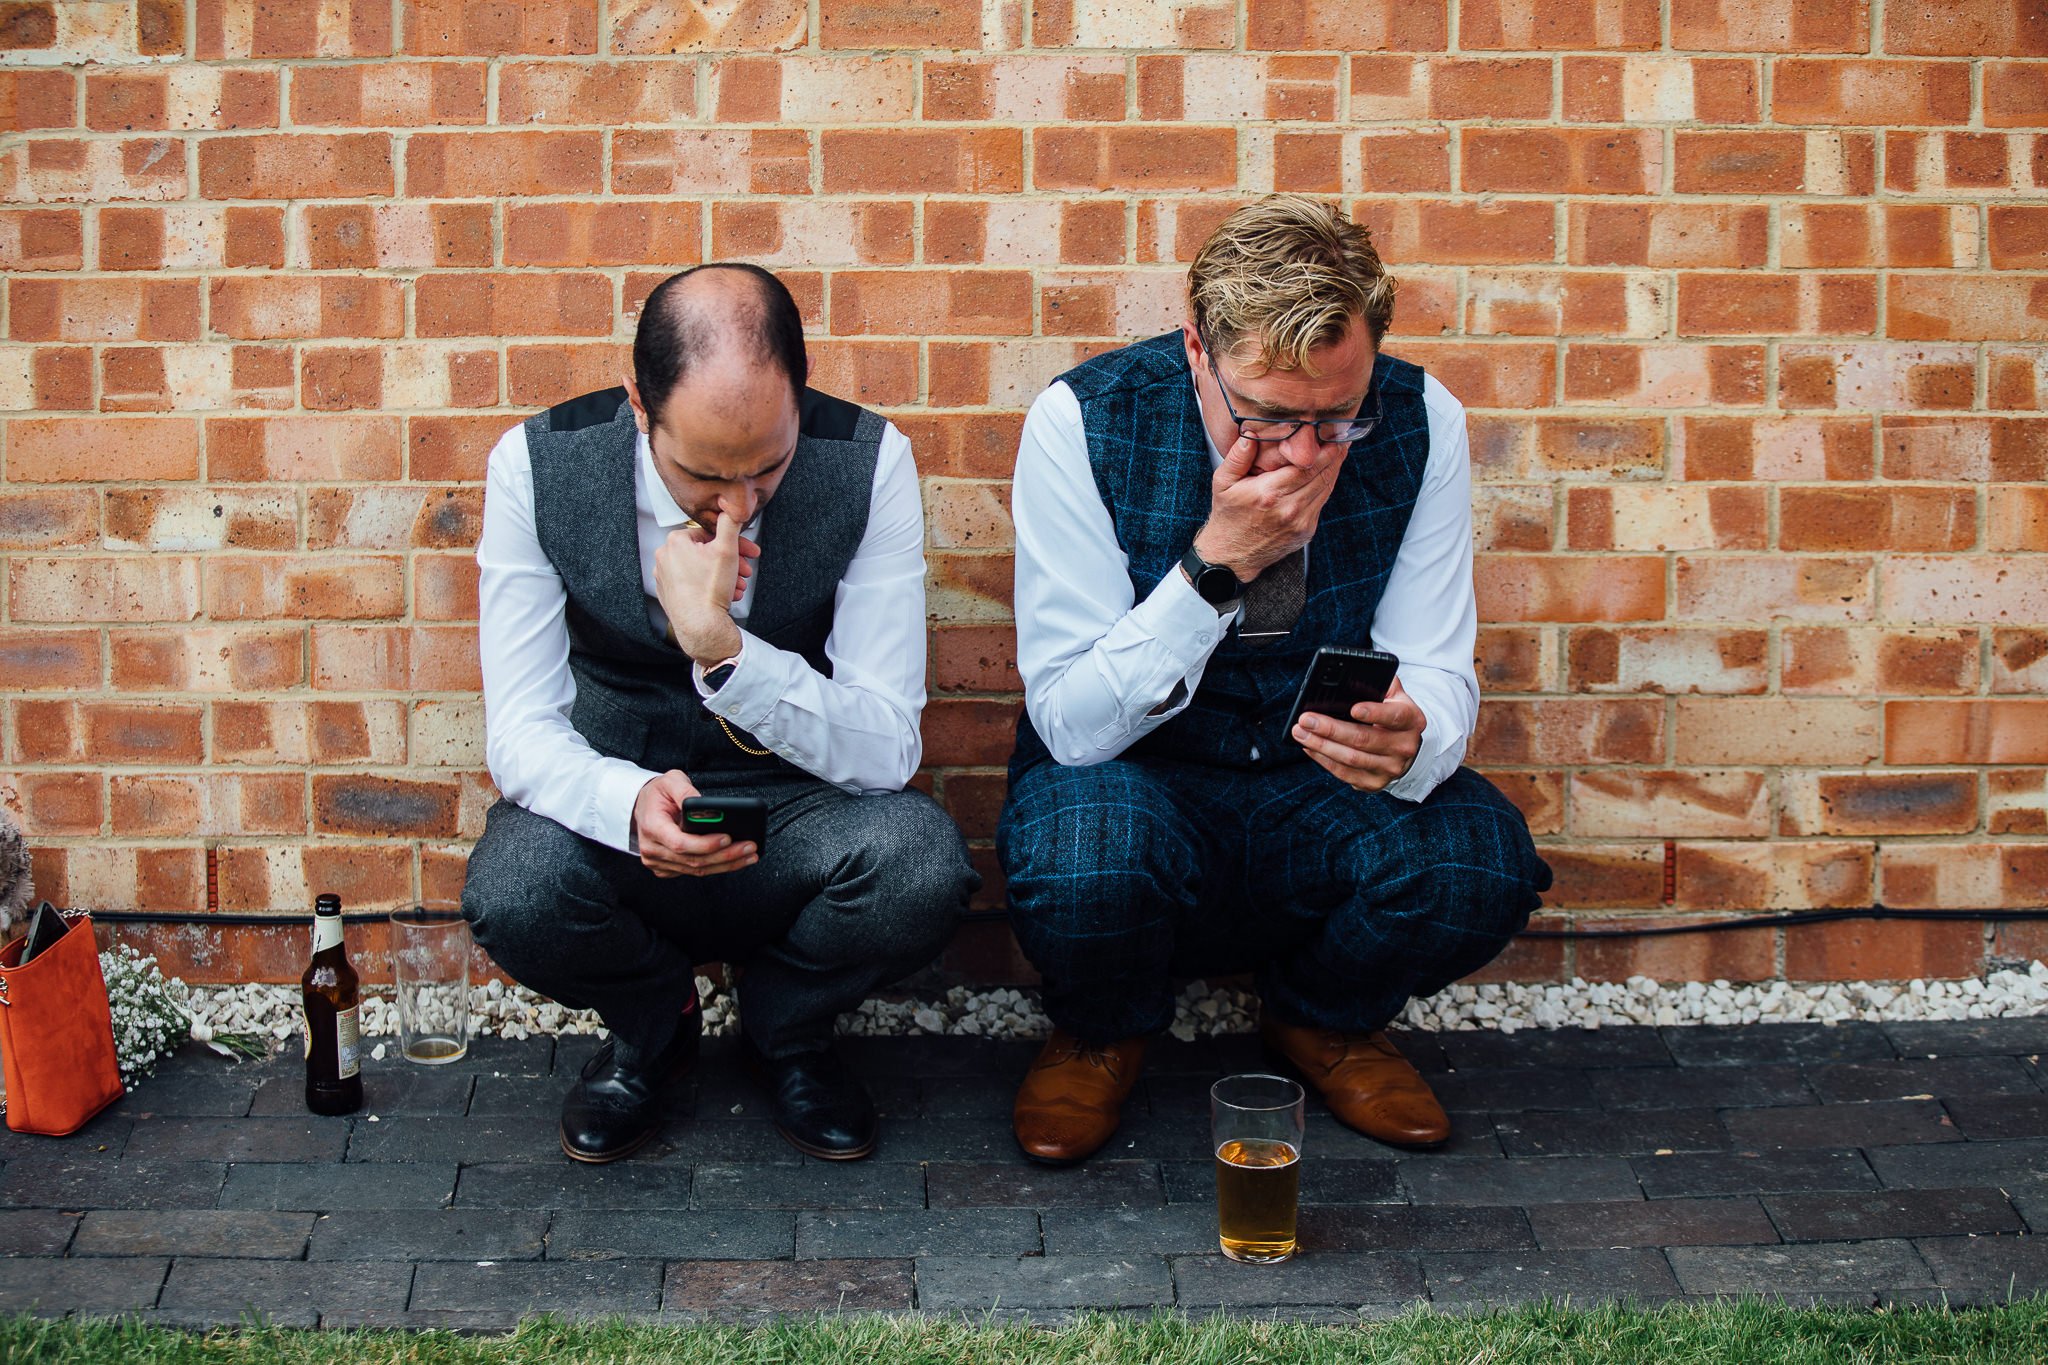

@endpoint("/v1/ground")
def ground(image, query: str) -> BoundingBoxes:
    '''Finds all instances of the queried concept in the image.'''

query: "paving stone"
[1867,1139,2048,1193]
[835,1036,1036,1079]
[316,1308,529,1332]
[1913,1234,2048,1302]
[1765,1188,2024,1242]
[1721,1099,1960,1150]
[692,1162,922,1210]
[549,1209,794,1260]
[1402,1156,1642,1206]
[73,1210,313,1259]
[309,1208,549,1261]
[455,1161,691,1211]
[638,1119,804,1166]
[0,1158,225,1210]
[0,1112,130,1160]
[1663,1022,1895,1068]
[0,1209,77,1256]
[928,1160,1160,1209]
[1526,1197,1778,1250]
[860,1076,924,1118]
[1634,1149,1877,1199]
[1161,1157,1402,1207]
[1440,1027,1673,1072]
[1297,1205,1538,1253]
[866,1116,1046,1163]
[796,1208,1038,1259]
[443,1036,555,1074]
[118,1073,259,1118]
[1424,1248,1679,1307]
[1304,1112,1503,1160]
[344,1115,558,1163]
[1385,1030,1453,1074]
[1883,1018,2048,1058]
[0,1257,167,1315]
[1431,1068,1602,1113]
[157,1258,412,1328]
[1084,1111,1216,1162]
[916,1256,1173,1311]
[1803,1057,2041,1103]
[221,1161,455,1211]
[663,1258,913,1315]
[1495,1108,1726,1158]
[1040,1206,1220,1256]
[1588,1064,1814,1112]
[121,1116,349,1163]
[1942,1094,2048,1141]
[1172,1252,1424,1308]
[551,1034,603,1075]
[251,1069,473,1118]
[412,1260,660,1317]
[466,1075,565,1118]
[1667,1239,1933,1296]
[920,1073,1016,1118]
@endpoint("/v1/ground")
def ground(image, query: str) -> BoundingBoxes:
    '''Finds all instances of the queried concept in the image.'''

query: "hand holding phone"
[632,772,761,879]
[1286,647,1425,793]
[1285,647,1399,737]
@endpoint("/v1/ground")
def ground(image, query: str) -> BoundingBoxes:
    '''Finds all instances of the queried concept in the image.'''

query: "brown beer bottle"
[302,893,363,1115]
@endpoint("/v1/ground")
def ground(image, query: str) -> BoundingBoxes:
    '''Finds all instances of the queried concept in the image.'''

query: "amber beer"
[1215,1136,1302,1262]
[302,893,363,1116]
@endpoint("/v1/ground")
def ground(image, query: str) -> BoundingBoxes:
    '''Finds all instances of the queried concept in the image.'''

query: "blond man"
[999,196,1551,1163]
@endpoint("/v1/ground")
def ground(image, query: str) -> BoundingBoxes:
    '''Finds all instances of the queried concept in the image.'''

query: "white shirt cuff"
[593,760,659,855]
[1130,563,1236,672]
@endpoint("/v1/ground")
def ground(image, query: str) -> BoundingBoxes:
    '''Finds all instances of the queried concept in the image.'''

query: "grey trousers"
[461,775,976,1060]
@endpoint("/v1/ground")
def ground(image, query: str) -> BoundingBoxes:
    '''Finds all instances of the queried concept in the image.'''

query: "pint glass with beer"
[1210,1073,1306,1263]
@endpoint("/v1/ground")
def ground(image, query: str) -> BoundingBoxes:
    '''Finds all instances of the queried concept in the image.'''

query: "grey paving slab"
[1765,1188,2025,1242]
[1667,1240,1934,1297]
[455,1161,692,1211]
[1913,1234,2048,1302]
[220,1161,456,1211]
[1040,1206,1220,1256]
[662,1258,914,1315]
[440,1036,555,1074]
[691,1162,923,1210]
[928,1160,1161,1209]
[920,1073,1018,1118]
[1867,1138,2048,1193]
[344,1114,559,1163]
[2017,1194,2048,1233]
[1305,1113,1503,1160]
[1884,1018,2048,1058]
[466,1075,564,1118]
[1297,1205,1538,1254]
[1440,1027,1673,1072]
[309,1208,549,1261]
[1635,1149,1878,1199]
[1159,1157,1401,1207]
[0,1209,77,1256]
[639,1119,804,1166]
[1803,1057,2041,1103]
[251,1069,473,1118]
[1942,1093,2048,1141]
[411,1260,661,1317]
[796,1208,1040,1259]
[1663,1022,1895,1067]
[72,1210,313,1259]
[1588,1064,1814,1112]
[117,1073,259,1118]
[1085,1111,1217,1162]
[1402,1156,1642,1206]
[0,1158,225,1210]
[1720,1099,1960,1150]
[0,1257,167,1316]
[835,1036,1036,1079]
[1172,1252,1425,1308]
[121,1116,349,1163]
[1430,1068,1602,1114]
[157,1258,412,1329]
[915,1255,1174,1311]
[1494,1108,1727,1157]
[1526,1197,1779,1250]
[549,1209,794,1260]
[1423,1248,1680,1307]
[864,1116,1044,1164]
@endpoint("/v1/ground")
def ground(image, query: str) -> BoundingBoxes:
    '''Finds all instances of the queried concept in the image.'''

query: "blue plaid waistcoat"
[1012,331,1432,774]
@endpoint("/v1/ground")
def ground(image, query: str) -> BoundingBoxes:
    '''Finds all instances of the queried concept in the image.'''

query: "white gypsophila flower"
[95,942,195,1089]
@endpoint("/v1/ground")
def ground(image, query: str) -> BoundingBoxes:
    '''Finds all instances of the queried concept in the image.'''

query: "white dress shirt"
[477,417,929,854]
[1011,368,1479,802]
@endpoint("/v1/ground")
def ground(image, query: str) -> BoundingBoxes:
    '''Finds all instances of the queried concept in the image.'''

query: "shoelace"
[1044,1036,1124,1082]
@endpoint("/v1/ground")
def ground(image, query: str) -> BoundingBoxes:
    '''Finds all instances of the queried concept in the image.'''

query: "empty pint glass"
[1211,1073,1306,1263]
[390,909,471,1064]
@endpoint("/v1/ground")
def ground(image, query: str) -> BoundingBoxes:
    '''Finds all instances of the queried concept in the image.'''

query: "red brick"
[1886,3,2048,56]
[1574,769,1769,838]
[1466,270,1660,339]
[1542,845,1664,909]
[206,554,404,621]
[406,130,601,196]
[500,59,692,124]
[415,273,613,338]
[409,414,521,482]
[1563,344,1765,408]
[1671,0,1870,52]
[1363,200,1557,266]
[1780,626,1979,696]
[83,702,205,765]
[1772,59,1970,125]
[207,415,401,481]
[830,270,1032,337]
[1779,486,1973,553]
[1884,700,2048,765]
[1575,915,1779,985]
[196,0,391,57]
[507,343,630,405]
[1677,272,1875,337]
[1674,130,1872,195]
[807,340,918,407]
[1882,844,2048,913]
[1461,128,1659,195]
[508,201,700,267]
[0,629,99,689]
[607,0,806,52]
[0,208,83,271]
[102,487,295,551]
[924,55,1127,122]
[0,69,74,130]
[1035,127,1236,191]
[1430,57,1551,119]
[217,842,412,913]
[403,0,596,54]
[1474,626,1549,692]
[1990,485,2048,553]
[1986,60,2048,127]
[1567,486,1765,551]
[1569,203,1768,268]
[1394,341,1554,408]
[6,416,200,481]
[13,556,202,624]
[111,625,302,692]
[1676,555,1873,622]
[0,3,56,51]
[1462,0,1657,49]
[290,60,486,125]
[1469,699,1662,765]
[918,698,1020,767]
[1890,276,2048,344]
[1882,555,2048,624]
[9,277,200,342]
[12,771,102,837]
[1567,626,1769,696]
[1990,770,2048,835]
[1356,130,1449,193]
[110,773,304,838]
[198,133,391,198]
[313,774,460,837]
[612,128,811,194]
[212,699,406,766]
[1473,554,1664,622]
[1677,842,1874,913]
[891,413,1024,480]
[1778,345,1976,412]
[1883,417,2048,482]
[1532,417,1664,477]
[208,277,404,340]
[821,0,978,48]
[413,552,479,620]
[299,203,492,270]
[1781,771,1978,837]
[1246,0,1445,50]
[1673,697,1881,764]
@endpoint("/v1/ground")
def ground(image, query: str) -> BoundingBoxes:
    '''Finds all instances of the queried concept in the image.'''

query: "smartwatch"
[1179,545,1245,611]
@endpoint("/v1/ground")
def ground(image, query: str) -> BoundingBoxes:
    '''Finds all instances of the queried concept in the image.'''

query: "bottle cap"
[314,894,342,916]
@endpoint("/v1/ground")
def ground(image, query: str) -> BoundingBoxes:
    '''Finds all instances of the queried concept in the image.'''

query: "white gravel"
[179,961,2048,1055]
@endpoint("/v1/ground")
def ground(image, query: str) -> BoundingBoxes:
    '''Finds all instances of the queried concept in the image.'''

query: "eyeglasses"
[1205,354,1381,445]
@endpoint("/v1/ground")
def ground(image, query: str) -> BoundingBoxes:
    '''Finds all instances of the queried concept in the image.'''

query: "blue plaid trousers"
[996,758,1551,1041]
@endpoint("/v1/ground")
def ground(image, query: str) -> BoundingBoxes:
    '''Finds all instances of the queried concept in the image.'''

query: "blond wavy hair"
[1188,195,1397,374]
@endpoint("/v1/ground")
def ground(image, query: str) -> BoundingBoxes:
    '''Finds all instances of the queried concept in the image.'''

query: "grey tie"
[1238,547,1306,644]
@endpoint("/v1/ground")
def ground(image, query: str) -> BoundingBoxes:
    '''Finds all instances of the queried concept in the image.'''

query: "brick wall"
[2,0,2045,987]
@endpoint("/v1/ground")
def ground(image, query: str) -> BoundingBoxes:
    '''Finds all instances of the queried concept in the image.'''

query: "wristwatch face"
[1195,563,1238,605]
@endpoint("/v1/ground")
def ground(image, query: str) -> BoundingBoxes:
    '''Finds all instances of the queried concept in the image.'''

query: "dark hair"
[632,263,807,427]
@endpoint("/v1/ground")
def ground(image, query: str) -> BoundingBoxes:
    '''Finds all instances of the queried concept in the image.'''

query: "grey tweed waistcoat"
[525,386,885,780]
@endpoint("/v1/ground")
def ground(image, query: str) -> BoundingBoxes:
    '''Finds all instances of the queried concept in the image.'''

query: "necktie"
[1238,547,1305,644]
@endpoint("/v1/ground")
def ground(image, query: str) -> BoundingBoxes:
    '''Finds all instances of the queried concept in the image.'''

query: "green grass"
[4,1301,2047,1365]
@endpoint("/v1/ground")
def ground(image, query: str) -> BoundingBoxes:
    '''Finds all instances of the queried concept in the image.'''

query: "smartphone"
[20,901,70,965]
[680,796,768,851]
[1285,647,1400,739]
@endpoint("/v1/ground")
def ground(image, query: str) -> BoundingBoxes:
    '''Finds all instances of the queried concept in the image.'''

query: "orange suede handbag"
[0,910,125,1136]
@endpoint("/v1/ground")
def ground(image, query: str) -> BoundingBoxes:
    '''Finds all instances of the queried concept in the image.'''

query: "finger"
[1351,694,1422,731]
[1306,745,1390,792]
[738,537,762,560]
[1293,722,1390,773]
[672,830,735,858]
[1214,434,1258,487]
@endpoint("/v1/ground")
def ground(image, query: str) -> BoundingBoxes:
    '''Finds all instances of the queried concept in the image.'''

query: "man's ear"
[1181,320,1204,372]
[623,374,649,434]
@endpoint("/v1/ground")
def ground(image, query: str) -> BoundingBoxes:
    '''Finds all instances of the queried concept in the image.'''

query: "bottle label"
[335,1005,361,1079]
[312,914,343,954]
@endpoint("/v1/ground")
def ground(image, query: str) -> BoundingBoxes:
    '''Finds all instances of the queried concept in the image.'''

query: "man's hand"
[1291,677,1426,793]
[632,770,758,878]
[1191,434,1345,581]
[653,508,760,664]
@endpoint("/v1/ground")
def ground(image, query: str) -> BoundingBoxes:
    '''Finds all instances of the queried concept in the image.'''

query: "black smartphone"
[20,901,70,965]
[680,796,768,850]
[1285,647,1400,739]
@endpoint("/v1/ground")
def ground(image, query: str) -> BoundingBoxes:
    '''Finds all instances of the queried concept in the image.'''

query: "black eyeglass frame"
[1204,353,1382,446]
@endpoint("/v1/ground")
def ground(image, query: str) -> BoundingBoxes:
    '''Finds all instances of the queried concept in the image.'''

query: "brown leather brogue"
[1261,1017,1450,1149]
[1012,1028,1147,1165]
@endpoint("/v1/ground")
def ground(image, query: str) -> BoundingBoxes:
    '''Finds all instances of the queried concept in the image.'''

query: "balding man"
[464,264,974,1164]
